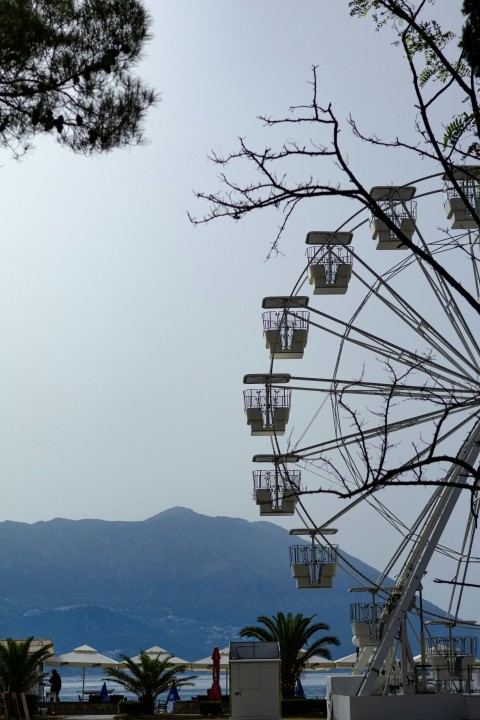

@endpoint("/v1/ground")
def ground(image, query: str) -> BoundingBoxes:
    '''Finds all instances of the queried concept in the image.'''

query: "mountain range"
[0,507,442,660]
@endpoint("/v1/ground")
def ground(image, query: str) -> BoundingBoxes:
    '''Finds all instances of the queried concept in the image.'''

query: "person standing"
[49,669,61,701]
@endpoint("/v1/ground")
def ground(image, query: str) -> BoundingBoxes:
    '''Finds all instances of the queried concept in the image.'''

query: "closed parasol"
[294,678,306,699]
[191,646,230,695]
[209,647,222,701]
[167,682,180,703]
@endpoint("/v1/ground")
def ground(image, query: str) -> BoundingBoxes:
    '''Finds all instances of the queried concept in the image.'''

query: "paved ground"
[59,716,325,720]
[58,716,325,720]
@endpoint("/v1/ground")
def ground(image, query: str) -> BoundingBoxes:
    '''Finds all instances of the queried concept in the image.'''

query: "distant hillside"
[0,507,441,660]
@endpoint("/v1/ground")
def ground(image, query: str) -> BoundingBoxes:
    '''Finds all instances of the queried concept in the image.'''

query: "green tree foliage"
[0,637,53,693]
[461,0,480,79]
[0,0,158,157]
[348,1,480,162]
[104,651,196,714]
[239,612,340,699]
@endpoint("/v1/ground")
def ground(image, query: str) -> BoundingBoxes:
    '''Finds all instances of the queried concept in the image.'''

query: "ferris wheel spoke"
[294,404,476,458]
[308,311,476,389]
[249,171,480,697]
[330,403,479,500]
[447,502,479,622]
[299,457,457,574]
[383,409,480,477]
[288,377,480,401]
[301,429,480,570]
[411,222,480,366]
[347,246,480,379]
[468,234,480,299]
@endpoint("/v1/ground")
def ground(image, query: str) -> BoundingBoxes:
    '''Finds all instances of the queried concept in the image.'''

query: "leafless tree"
[191,1,480,509]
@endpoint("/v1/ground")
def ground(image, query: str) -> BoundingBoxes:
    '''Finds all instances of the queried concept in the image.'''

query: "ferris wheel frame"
[243,168,480,705]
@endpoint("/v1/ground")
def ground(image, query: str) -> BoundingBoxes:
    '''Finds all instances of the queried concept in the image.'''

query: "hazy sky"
[0,2,474,616]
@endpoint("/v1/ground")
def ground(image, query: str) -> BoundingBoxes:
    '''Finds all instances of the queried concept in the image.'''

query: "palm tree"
[0,637,53,693]
[239,611,340,699]
[104,651,197,714]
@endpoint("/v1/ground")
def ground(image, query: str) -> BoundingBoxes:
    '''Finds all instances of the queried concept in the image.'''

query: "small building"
[229,641,281,720]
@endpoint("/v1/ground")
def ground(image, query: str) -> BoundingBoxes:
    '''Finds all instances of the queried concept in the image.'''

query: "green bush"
[117,700,144,715]
[281,698,327,717]
[199,700,223,716]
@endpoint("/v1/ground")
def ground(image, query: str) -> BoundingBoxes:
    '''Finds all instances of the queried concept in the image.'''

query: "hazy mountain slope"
[0,507,443,659]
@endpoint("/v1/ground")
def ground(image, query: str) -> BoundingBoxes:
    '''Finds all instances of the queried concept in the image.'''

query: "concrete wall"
[38,702,120,715]
[336,693,480,720]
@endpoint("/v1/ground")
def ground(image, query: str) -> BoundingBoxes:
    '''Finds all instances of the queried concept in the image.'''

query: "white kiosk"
[229,641,281,720]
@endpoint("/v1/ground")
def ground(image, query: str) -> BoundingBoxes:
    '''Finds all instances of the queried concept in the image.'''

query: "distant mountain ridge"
[0,507,440,660]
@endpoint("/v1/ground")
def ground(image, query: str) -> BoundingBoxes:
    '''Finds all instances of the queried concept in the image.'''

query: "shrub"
[117,700,144,715]
[281,698,327,717]
[199,700,223,716]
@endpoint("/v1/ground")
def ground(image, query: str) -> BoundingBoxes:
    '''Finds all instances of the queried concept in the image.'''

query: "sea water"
[55,668,331,702]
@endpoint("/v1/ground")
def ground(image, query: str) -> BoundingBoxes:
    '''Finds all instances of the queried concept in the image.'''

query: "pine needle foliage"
[0,0,158,157]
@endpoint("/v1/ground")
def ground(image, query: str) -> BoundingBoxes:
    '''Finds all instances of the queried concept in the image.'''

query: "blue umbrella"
[100,682,109,702]
[167,682,180,703]
[294,678,306,699]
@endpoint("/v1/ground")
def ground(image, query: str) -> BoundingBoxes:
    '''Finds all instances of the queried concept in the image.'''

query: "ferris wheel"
[242,168,480,703]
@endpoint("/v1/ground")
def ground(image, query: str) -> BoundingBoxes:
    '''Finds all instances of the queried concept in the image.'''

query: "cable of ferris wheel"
[289,375,477,393]
[410,218,480,365]
[293,404,477,457]
[338,404,480,557]
[290,388,330,449]
[299,461,477,550]
[282,225,475,379]
[272,442,478,617]
[297,459,456,582]
[374,484,459,587]
[344,245,480,379]
[339,403,480,482]
[285,460,465,594]
[469,242,480,300]
[447,496,479,623]
[330,262,480,391]
[384,189,480,366]
[270,431,389,592]
[306,309,476,390]
[306,409,480,565]
[311,226,478,378]
[327,382,478,488]
[287,380,479,400]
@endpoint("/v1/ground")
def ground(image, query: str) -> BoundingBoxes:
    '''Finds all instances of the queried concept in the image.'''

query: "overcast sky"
[0,1,475,617]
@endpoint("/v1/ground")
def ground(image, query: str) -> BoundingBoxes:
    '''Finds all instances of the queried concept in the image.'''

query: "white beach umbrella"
[46,644,118,668]
[191,646,336,672]
[46,644,119,696]
[302,653,336,671]
[130,645,189,667]
[190,647,230,671]
[333,653,358,668]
